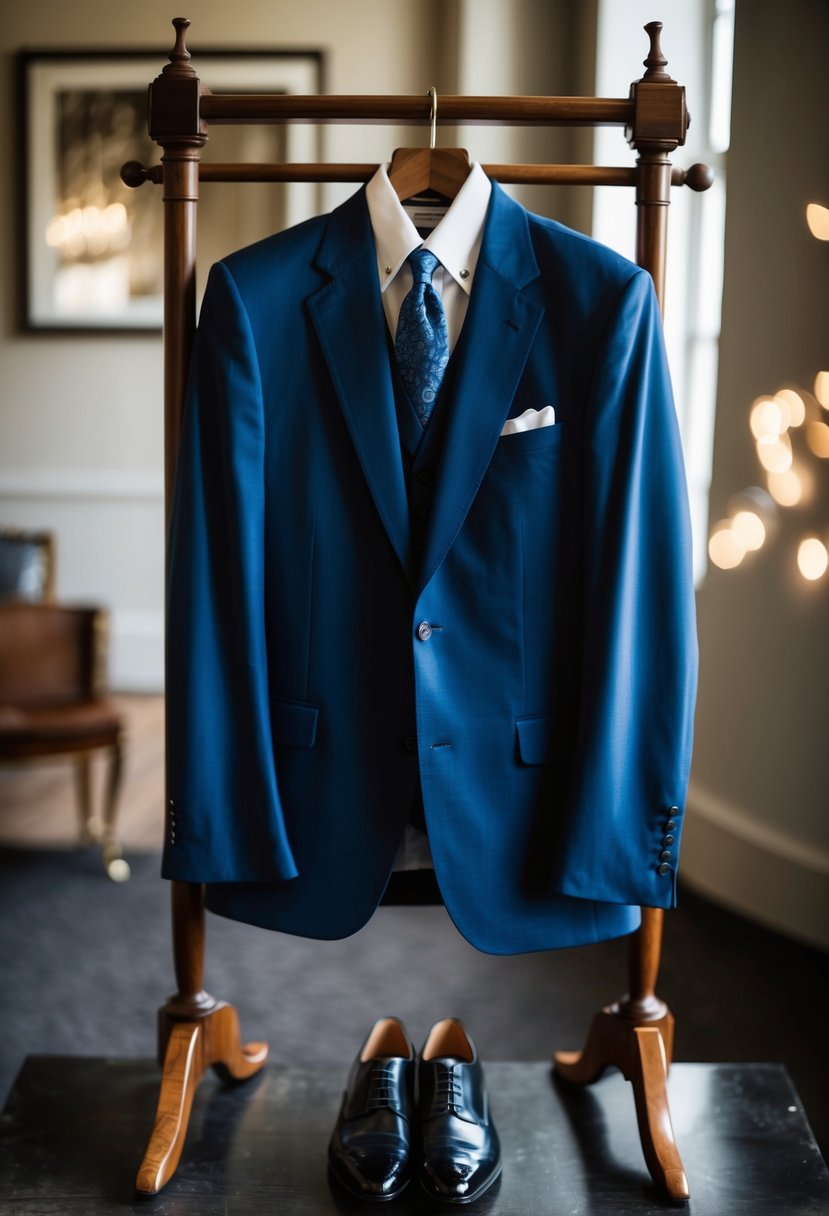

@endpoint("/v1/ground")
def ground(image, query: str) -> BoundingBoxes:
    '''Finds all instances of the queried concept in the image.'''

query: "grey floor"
[1,846,826,1156]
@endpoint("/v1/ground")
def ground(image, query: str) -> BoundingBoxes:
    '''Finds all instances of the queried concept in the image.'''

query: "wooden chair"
[126,17,712,1200]
[0,530,130,881]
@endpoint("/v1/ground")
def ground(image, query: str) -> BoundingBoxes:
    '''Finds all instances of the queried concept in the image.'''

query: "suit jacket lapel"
[417,184,545,594]
[307,190,411,578]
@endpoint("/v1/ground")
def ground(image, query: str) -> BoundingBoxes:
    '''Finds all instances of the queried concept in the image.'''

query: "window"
[592,0,735,583]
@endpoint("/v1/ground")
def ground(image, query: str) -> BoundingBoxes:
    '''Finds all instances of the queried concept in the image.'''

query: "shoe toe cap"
[422,1152,500,1201]
[331,1145,409,1198]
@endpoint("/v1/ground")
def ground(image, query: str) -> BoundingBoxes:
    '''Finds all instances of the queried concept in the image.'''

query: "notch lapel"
[307,191,411,578]
[417,184,545,594]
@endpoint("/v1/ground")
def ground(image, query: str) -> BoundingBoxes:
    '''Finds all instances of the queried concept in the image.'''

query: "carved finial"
[683,162,715,193]
[641,21,675,83]
[171,18,191,63]
[162,17,196,77]
[120,160,163,188]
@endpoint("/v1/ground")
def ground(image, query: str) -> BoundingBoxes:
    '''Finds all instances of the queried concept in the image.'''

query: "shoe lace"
[433,1063,464,1115]
[366,1063,399,1112]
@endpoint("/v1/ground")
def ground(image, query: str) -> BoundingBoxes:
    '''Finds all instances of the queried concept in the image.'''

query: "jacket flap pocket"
[272,698,319,749]
[516,715,554,765]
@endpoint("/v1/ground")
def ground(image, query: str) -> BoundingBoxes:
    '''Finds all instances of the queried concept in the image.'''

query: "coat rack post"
[132,19,268,1197]
[553,22,691,1203]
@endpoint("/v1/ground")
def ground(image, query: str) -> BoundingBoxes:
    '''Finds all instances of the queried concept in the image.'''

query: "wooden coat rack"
[124,17,712,1202]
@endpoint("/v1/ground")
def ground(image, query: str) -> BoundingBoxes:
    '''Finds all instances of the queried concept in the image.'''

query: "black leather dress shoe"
[417,1018,502,1205]
[328,1016,415,1202]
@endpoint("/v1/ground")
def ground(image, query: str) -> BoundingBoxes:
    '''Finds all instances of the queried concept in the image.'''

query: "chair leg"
[74,755,98,844]
[553,908,690,1201]
[100,735,130,882]
[135,882,268,1195]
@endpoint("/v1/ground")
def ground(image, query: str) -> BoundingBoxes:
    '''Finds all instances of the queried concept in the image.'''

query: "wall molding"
[110,610,164,693]
[0,469,163,501]
[683,780,829,951]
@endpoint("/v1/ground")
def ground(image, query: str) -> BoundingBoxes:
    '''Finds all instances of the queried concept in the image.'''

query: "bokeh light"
[806,203,829,241]
[797,537,828,581]
[815,372,829,410]
[731,510,765,551]
[774,388,806,426]
[766,467,804,507]
[755,432,792,473]
[709,523,746,570]
[805,421,829,458]
[750,396,787,439]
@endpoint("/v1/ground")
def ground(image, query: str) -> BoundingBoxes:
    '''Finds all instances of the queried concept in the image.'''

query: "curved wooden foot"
[135,1001,268,1195]
[631,1026,688,1201]
[554,1005,688,1201]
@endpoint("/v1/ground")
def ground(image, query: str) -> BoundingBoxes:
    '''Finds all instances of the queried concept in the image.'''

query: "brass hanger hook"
[428,86,438,150]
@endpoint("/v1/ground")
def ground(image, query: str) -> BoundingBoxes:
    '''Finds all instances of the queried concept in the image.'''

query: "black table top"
[1,1058,827,1214]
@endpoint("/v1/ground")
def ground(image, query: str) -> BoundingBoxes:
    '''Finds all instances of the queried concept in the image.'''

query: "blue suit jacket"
[164,181,698,955]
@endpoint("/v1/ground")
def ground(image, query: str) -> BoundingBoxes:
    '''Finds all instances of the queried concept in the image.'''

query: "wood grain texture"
[136,1007,268,1195]
[200,93,634,127]
[553,1007,687,1200]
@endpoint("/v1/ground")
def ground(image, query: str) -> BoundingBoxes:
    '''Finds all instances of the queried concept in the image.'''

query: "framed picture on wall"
[19,49,323,332]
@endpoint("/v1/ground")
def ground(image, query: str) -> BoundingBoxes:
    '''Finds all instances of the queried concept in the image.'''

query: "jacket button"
[663,834,675,846]
[402,736,417,752]
[664,819,677,831]
[417,621,433,641]
[660,849,672,862]
[416,468,435,484]
[658,863,670,875]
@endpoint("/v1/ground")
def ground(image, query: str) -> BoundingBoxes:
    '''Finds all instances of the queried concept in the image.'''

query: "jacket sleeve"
[162,260,299,883]
[552,268,698,909]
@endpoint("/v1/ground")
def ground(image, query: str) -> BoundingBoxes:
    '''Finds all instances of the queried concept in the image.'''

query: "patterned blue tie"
[394,249,449,426]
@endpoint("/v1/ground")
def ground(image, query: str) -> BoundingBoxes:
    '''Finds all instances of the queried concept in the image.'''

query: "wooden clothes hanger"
[388,86,471,203]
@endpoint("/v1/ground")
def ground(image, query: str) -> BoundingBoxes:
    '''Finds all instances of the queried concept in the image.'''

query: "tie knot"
[408,248,440,285]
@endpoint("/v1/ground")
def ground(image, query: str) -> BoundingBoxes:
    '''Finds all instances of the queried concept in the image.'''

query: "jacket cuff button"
[658,862,671,876]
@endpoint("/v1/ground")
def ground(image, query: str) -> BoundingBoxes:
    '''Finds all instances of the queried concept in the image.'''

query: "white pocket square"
[500,406,556,437]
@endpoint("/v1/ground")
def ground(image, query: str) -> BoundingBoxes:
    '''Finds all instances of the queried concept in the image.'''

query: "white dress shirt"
[365,161,492,351]
[365,161,492,873]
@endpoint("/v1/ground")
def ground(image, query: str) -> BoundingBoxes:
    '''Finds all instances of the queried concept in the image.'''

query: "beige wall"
[682,0,829,947]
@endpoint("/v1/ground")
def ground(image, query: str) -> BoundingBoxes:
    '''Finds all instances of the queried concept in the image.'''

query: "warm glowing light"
[815,372,829,410]
[42,202,131,257]
[775,388,806,427]
[731,510,765,551]
[102,202,128,234]
[797,537,828,581]
[805,420,829,458]
[767,468,803,506]
[709,524,746,570]
[756,432,792,473]
[750,396,787,439]
[806,203,829,241]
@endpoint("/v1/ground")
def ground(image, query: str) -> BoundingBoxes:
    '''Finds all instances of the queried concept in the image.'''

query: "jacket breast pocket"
[515,715,555,765]
[497,422,565,457]
[272,697,320,748]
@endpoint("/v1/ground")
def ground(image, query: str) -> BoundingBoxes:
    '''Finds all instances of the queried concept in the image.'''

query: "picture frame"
[19,49,323,333]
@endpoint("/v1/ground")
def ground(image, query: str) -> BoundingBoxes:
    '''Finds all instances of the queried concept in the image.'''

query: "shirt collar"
[365,161,492,296]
